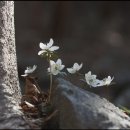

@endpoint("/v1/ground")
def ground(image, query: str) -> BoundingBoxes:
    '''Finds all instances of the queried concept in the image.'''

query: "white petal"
[91,83,98,87]
[48,65,54,73]
[49,46,59,51]
[38,50,46,55]
[25,69,32,74]
[67,68,76,74]
[60,65,65,70]
[94,79,105,87]
[73,63,79,70]
[88,71,92,76]
[50,60,55,65]
[47,38,54,48]
[111,76,114,81]
[87,79,99,87]
[56,59,62,65]
[49,64,56,74]
[32,65,37,72]
[39,42,46,49]
[47,67,50,72]
[109,76,114,81]
[85,71,92,79]
[85,73,88,79]
[52,69,59,75]
[103,76,114,86]
[25,69,30,74]
[21,74,28,77]
[92,74,97,79]
[79,63,83,70]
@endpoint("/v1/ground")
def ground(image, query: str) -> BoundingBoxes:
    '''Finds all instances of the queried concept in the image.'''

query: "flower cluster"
[37,38,114,87]
[21,38,114,89]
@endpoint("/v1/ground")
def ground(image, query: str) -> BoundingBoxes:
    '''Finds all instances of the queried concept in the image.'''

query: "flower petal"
[67,68,76,74]
[49,46,59,51]
[21,74,28,77]
[103,76,114,85]
[56,59,62,65]
[92,74,97,79]
[87,71,92,76]
[111,76,114,81]
[25,69,30,74]
[50,60,55,65]
[38,50,46,55]
[39,42,46,49]
[32,65,37,72]
[94,79,105,87]
[60,65,65,70]
[85,71,92,79]
[73,63,79,70]
[52,69,59,75]
[47,67,50,73]
[79,63,83,70]
[47,38,54,48]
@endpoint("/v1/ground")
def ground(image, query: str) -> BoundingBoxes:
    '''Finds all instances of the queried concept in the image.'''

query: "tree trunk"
[0,1,29,129]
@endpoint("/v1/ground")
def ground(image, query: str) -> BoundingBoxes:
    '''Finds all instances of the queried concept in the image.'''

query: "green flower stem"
[48,56,53,103]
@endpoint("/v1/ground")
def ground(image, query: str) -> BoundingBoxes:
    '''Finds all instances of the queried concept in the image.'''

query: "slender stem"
[48,57,53,103]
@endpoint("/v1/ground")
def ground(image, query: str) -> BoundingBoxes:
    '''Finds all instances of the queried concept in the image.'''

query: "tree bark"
[0,1,29,129]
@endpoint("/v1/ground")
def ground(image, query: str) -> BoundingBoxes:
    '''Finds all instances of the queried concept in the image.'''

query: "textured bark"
[53,78,130,129]
[0,1,29,129]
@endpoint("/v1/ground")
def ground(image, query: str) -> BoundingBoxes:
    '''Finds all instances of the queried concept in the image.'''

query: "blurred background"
[14,1,130,108]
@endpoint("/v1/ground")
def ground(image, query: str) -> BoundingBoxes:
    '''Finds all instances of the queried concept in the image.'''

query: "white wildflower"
[38,38,59,55]
[85,71,98,87]
[48,59,65,75]
[85,71,114,87]
[67,63,83,74]
[21,65,37,77]
[102,76,114,86]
